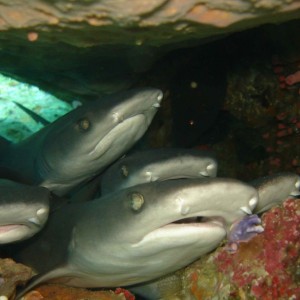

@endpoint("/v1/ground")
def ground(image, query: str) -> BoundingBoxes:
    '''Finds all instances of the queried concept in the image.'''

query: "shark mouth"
[0,219,40,233]
[133,214,227,249]
[0,219,43,244]
[172,216,225,226]
[88,114,146,157]
[0,215,43,234]
[0,224,29,244]
[0,224,24,233]
[89,98,161,158]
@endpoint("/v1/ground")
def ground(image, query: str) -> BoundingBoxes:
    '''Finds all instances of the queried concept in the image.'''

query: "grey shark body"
[0,179,50,244]
[101,148,217,195]
[0,88,162,196]
[16,177,257,298]
[251,172,300,213]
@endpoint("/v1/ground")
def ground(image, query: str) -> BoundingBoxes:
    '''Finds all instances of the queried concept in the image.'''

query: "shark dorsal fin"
[14,102,50,126]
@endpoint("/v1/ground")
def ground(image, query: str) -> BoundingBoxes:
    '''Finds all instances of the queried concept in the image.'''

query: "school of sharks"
[0,87,299,299]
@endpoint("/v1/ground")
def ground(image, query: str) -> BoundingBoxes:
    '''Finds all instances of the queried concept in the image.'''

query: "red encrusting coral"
[285,70,300,89]
[115,287,135,300]
[214,199,300,299]
[272,55,300,94]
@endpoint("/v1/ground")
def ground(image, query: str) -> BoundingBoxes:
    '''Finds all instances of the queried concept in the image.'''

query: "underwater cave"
[0,1,299,299]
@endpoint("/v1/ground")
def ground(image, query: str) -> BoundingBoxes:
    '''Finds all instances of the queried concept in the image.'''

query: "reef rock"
[0,258,32,299]
[1,0,300,44]
[0,1,299,100]
[22,286,134,300]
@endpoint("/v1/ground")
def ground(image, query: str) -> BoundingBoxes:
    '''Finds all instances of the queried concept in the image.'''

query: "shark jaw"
[132,215,227,251]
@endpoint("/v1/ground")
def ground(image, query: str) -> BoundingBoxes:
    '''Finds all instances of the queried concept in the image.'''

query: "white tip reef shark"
[251,172,300,213]
[0,88,163,196]
[15,177,258,298]
[101,148,218,195]
[0,179,50,244]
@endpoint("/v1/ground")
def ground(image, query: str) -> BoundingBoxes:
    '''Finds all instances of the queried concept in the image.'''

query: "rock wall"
[0,1,299,100]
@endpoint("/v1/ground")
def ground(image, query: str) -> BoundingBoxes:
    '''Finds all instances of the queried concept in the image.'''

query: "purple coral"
[227,214,264,252]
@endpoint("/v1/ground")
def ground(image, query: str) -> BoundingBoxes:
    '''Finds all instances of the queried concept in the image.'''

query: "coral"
[285,70,300,88]
[166,198,300,300]
[23,285,133,300]
[115,288,135,300]
[0,258,32,298]
[218,45,300,180]
[214,199,300,299]
[227,214,264,252]
[273,55,300,94]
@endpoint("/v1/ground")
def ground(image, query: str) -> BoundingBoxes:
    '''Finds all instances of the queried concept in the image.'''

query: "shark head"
[252,172,300,213]
[67,178,257,287]
[0,180,50,244]
[101,148,218,194]
[38,88,163,195]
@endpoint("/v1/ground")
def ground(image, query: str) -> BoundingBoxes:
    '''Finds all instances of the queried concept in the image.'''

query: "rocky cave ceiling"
[0,0,299,102]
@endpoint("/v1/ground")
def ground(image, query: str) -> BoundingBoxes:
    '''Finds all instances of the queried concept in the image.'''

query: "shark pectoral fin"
[15,264,72,300]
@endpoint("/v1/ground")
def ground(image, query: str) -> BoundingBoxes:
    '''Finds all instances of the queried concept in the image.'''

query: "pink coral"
[214,198,300,299]
[285,70,300,86]
[115,288,135,300]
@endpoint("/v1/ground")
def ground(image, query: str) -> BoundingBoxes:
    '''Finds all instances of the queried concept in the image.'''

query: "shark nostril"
[199,170,208,177]
[249,197,258,210]
[157,91,163,102]
[207,164,215,171]
[240,206,252,215]
[37,208,47,216]
[28,217,41,226]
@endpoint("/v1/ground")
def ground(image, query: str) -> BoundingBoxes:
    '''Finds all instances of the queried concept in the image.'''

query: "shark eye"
[77,118,90,131]
[130,193,144,211]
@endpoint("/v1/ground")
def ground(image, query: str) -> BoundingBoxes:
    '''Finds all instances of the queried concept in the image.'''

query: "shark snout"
[153,90,163,107]
[292,177,300,196]
[198,162,217,177]
[240,196,258,215]
[28,207,49,227]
